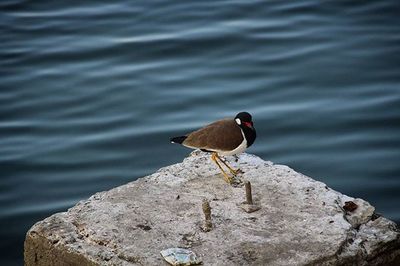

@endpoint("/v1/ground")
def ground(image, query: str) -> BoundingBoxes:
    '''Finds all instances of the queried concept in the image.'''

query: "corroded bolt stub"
[201,199,212,232]
[245,181,253,205]
[239,181,261,213]
[202,199,211,220]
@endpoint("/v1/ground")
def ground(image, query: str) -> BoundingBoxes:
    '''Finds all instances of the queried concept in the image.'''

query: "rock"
[24,151,400,265]
[160,247,202,265]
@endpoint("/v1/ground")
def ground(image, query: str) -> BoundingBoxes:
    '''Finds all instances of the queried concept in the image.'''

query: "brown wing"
[182,119,243,151]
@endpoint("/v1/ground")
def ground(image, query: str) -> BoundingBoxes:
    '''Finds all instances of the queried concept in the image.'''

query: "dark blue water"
[1,1,400,264]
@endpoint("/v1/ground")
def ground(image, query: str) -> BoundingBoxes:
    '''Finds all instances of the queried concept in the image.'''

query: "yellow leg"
[215,154,241,175]
[211,153,233,184]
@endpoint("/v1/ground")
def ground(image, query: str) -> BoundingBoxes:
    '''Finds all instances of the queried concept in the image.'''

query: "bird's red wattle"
[243,122,253,128]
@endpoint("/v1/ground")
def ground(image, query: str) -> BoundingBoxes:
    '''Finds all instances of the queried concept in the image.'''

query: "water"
[1,1,400,264]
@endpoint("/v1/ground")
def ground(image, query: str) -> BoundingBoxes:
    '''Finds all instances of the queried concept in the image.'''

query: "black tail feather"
[170,136,187,144]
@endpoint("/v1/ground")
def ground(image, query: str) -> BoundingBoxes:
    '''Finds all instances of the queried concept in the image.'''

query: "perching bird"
[170,112,256,184]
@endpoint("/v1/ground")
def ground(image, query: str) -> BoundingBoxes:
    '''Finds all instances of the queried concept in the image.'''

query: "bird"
[170,112,256,184]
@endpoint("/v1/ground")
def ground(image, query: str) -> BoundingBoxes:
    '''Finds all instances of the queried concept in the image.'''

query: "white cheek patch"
[235,118,241,125]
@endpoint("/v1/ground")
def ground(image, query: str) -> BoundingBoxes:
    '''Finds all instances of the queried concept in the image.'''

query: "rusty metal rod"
[245,181,253,205]
[202,199,212,231]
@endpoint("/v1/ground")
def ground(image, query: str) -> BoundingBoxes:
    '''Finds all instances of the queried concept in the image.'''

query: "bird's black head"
[234,112,256,147]
[235,112,253,128]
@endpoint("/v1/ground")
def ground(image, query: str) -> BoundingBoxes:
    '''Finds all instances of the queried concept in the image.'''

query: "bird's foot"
[229,168,243,175]
[230,177,243,187]
[222,173,242,187]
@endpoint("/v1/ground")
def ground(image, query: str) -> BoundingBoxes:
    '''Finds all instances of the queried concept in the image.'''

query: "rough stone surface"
[24,151,400,266]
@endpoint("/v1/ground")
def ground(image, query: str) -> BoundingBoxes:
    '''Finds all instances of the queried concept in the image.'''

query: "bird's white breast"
[219,128,247,156]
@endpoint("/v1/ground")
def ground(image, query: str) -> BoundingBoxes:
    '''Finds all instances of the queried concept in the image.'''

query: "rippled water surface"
[1,1,400,264]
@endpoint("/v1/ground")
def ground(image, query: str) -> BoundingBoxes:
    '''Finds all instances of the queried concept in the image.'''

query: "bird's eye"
[235,118,241,125]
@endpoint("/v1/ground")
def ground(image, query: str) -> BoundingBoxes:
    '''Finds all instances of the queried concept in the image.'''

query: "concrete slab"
[24,151,400,265]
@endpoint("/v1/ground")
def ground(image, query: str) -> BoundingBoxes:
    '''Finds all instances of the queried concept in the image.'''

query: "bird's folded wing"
[183,119,243,151]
